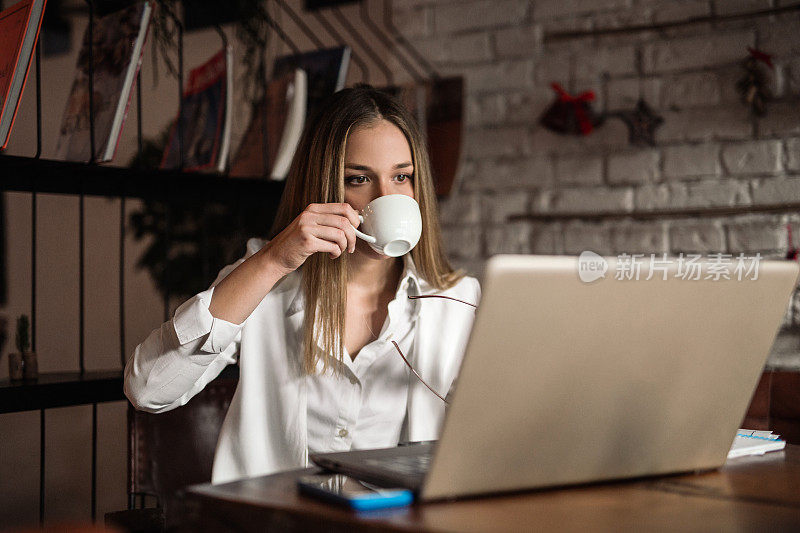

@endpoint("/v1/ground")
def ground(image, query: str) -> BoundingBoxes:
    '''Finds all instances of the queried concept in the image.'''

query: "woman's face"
[343,119,415,213]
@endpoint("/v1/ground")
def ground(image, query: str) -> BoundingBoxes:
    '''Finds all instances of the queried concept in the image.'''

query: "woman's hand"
[262,203,361,276]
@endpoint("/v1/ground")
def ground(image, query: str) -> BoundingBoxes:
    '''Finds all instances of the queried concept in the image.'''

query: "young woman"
[124,85,481,484]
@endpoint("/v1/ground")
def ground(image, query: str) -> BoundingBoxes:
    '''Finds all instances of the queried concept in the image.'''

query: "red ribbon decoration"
[550,83,596,135]
[747,46,774,70]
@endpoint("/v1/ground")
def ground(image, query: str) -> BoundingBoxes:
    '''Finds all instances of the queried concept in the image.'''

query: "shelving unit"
[0,155,286,201]
[1,152,284,527]
[1,0,409,526]
[0,371,125,414]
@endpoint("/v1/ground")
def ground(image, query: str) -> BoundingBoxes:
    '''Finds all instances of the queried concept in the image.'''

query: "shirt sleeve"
[124,261,246,414]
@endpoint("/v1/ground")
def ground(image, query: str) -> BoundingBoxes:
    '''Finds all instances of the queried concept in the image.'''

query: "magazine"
[217,44,233,173]
[54,1,152,162]
[272,46,350,123]
[229,68,306,180]
[426,76,463,197]
[0,0,47,150]
[160,46,233,172]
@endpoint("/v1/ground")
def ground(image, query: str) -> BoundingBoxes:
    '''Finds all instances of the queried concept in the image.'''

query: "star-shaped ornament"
[611,99,664,146]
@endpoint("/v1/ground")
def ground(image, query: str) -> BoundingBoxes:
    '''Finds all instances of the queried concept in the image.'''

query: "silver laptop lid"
[421,254,798,500]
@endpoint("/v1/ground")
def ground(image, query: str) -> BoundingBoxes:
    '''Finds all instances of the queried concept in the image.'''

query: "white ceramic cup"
[351,194,423,257]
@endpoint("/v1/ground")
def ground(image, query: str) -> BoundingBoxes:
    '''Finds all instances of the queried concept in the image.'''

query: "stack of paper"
[727,429,786,459]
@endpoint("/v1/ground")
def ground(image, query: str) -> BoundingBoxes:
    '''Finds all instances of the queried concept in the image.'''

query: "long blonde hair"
[269,85,464,374]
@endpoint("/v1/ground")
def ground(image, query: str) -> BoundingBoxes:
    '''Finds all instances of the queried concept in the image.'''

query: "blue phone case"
[297,477,414,511]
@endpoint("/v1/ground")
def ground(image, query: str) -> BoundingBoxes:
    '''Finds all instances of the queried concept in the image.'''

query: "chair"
[743,370,800,444]
[106,366,238,532]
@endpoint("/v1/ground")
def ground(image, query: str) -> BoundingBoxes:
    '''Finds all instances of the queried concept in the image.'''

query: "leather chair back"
[128,366,238,518]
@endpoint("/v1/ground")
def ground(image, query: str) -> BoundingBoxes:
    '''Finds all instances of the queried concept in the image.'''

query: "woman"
[124,85,481,484]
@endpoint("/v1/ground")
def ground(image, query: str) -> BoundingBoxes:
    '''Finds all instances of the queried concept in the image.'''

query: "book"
[728,429,786,459]
[0,0,47,150]
[425,76,463,198]
[272,46,350,123]
[270,69,307,181]
[54,1,152,162]
[160,46,233,173]
[229,69,306,180]
[217,44,234,173]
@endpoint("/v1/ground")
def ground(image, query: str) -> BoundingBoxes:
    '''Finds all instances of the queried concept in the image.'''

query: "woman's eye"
[395,174,413,183]
[346,175,368,184]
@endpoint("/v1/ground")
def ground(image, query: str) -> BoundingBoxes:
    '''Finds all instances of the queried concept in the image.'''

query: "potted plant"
[9,315,37,381]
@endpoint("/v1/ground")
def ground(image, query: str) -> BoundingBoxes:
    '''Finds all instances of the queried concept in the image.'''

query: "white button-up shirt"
[124,238,480,484]
[306,265,419,454]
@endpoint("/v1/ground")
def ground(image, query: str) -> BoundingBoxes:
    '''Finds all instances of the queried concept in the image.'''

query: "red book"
[160,48,231,172]
[0,0,47,150]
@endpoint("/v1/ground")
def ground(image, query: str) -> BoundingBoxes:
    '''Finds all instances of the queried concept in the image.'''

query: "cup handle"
[352,215,377,244]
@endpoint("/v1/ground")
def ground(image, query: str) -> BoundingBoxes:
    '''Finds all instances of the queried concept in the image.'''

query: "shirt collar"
[285,254,421,317]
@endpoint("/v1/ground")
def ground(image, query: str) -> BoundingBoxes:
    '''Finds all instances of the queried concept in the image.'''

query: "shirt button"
[338,428,349,438]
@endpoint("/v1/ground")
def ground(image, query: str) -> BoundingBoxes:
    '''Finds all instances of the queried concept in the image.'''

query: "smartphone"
[297,473,413,511]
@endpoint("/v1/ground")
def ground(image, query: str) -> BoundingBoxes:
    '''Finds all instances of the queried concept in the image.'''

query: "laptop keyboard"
[364,452,432,476]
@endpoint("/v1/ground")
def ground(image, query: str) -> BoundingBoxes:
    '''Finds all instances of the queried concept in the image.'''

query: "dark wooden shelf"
[0,366,240,415]
[0,371,125,414]
[0,155,285,202]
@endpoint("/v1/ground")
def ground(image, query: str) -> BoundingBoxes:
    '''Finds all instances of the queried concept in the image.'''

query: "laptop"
[311,254,799,501]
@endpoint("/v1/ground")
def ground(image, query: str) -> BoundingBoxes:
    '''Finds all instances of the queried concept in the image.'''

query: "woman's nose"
[377,179,394,198]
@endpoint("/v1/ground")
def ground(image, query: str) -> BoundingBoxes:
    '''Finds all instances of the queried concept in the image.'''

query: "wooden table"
[180,445,800,532]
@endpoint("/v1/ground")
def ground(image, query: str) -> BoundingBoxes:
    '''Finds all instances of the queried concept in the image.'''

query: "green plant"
[15,315,30,354]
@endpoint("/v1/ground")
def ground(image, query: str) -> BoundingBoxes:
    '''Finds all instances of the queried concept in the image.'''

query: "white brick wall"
[533,0,631,20]
[434,0,529,34]
[721,141,783,175]
[663,144,720,179]
[441,226,482,259]
[611,223,668,254]
[606,78,662,111]
[787,138,800,171]
[608,150,660,184]
[562,222,613,254]
[461,156,553,190]
[553,186,634,212]
[485,221,534,254]
[399,1,800,367]
[726,217,788,253]
[495,26,543,58]
[574,46,638,78]
[653,1,711,23]
[459,60,536,93]
[662,72,722,108]
[657,108,753,142]
[685,179,751,207]
[669,221,726,253]
[643,31,756,73]
[483,192,530,223]
[554,154,604,185]
[465,126,531,158]
[752,177,800,204]
[634,183,690,210]
[415,32,493,64]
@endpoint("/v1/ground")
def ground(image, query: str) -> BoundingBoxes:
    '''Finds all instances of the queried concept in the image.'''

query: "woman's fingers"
[311,213,357,253]
[310,225,349,257]
[306,202,361,229]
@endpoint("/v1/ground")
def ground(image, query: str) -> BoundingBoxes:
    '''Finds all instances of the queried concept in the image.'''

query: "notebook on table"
[311,254,799,501]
